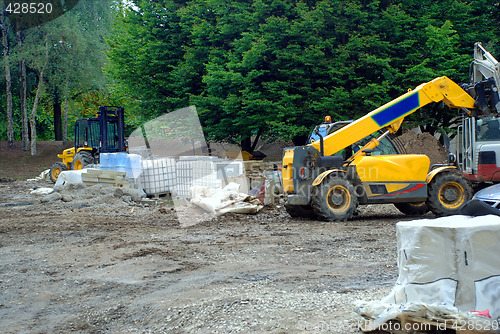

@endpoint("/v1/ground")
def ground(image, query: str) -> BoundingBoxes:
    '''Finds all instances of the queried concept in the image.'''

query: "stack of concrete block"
[81,169,131,188]
[243,161,276,179]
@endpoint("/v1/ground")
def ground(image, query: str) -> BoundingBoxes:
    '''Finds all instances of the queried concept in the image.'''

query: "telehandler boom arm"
[310,76,475,157]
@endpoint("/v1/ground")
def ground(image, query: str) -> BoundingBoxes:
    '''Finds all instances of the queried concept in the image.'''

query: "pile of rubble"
[31,182,142,208]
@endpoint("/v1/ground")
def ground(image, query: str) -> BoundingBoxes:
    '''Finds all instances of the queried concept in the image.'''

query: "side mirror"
[448,153,457,164]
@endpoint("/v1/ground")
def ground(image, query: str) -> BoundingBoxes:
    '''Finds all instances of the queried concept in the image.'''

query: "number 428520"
[6,2,54,14]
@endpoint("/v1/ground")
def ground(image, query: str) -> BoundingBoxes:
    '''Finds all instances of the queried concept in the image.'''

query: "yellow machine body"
[309,154,430,202]
[282,76,475,219]
[282,148,296,193]
[283,76,475,194]
[350,154,430,183]
[57,147,76,169]
[50,106,128,182]
[57,147,92,169]
[351,154,430,201]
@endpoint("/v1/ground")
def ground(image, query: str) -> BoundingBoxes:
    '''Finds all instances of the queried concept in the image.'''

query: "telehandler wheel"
[427,171,472,217]
[285,204,316,219]
[72,151,94,170]
[394,202,429,216]
[311,175,358,221]
[49,162,68,183]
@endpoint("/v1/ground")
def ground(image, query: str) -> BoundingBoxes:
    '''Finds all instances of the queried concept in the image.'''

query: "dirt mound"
[0,141,72,180]
[397,131,448,167]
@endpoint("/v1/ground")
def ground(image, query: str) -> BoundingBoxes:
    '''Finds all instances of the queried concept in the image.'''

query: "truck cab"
[458,116,500,183]
[455,43,500,184]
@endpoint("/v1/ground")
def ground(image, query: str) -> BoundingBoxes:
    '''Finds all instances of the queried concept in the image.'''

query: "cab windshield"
[477,117,500,141]
[307,121,399,158]
[308,124,330,143]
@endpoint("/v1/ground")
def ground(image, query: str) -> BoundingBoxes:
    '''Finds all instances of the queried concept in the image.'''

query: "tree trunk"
[63,79,70,146]
[53,89,62,141]
[250,128,263,152]
[240,129,263,154]
[30,40,49,156]
[1,12,14,146]
[240,137,252,153]
[30,72,45,156]
[18,29,29,151]
[20,59,29,150]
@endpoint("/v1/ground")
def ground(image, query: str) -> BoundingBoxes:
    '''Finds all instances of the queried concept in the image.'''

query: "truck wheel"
[394,202,429,216]
[427,171,472,216]
[49,162,68,183]
[285,204,316,219]
[72,151,94,170]
[311,175,358,221]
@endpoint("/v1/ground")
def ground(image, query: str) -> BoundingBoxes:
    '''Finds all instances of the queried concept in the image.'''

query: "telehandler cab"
[282,76,486,221]
[49,106,127,182]
[307,117,407,157]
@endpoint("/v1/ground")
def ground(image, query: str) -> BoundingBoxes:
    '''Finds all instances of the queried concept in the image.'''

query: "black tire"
[394,202,429,216]
[285,204,316,219]
[72,151,94,170]
[49,162,68,183]
[427,171,472,217]
[310,175,358,221]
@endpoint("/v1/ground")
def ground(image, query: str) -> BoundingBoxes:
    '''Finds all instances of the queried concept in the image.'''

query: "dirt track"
[0,178,437,333]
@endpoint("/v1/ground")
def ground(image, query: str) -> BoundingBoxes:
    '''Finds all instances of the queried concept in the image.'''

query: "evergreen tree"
[101,0,500,147]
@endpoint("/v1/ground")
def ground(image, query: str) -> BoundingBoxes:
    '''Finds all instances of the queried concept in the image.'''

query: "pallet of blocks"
[81,169,130,188]
[243,161,276,180]
[394,314,492,334]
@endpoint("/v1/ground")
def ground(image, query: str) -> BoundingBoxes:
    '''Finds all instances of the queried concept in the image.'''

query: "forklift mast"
[98,106,126,153]
[74,106,126,154]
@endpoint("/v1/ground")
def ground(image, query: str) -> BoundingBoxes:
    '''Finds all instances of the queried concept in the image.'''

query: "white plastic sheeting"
[190,182,263,215]
[175,158,244,198]
[54,169,88,187]
[27,169,50,182]
[30,187,54,195]
[356,301,493,332]
[357,215,500,330]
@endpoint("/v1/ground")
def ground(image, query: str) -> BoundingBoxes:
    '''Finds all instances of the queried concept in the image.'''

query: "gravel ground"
[0,180,434,333]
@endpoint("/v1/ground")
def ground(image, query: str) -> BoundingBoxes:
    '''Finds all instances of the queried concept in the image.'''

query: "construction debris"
[30,187,54,195]
[54,169,87,187]
[190,182,263,215]
[27,169,50,182]
[357,301,495,333]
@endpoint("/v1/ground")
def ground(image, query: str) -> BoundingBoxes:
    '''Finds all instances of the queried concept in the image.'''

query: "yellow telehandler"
[282,76,488,221]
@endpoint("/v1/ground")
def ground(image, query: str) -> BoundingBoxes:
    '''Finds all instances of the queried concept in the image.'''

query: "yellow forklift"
[49,106,127,182]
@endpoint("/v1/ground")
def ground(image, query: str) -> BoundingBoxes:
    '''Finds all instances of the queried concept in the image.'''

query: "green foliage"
[0,0,116,142]
[106,0,192,121]
[1,0,497,145]
[105,0,499,146]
